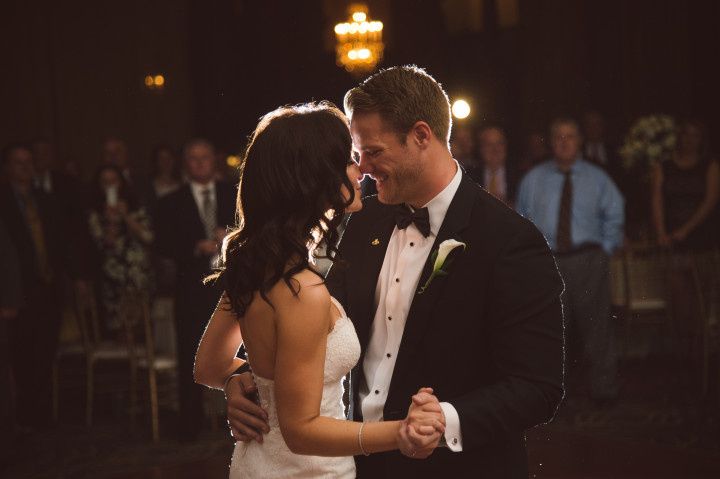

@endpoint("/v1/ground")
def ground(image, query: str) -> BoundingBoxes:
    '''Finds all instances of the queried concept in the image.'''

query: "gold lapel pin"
[371,238,380,246]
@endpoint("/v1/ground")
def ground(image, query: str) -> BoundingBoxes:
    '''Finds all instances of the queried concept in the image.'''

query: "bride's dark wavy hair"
[207,102,355,318]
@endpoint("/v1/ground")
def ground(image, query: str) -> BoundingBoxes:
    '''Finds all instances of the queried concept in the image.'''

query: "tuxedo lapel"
[391,175,477,382]
[349,204,396,349]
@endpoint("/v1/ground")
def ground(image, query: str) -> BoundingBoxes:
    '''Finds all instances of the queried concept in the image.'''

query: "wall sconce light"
[144,74,166,90]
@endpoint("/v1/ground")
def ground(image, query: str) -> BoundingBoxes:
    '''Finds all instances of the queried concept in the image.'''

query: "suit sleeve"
[154,196,181,261]
[0,219,22,309]
[451,221,565,451]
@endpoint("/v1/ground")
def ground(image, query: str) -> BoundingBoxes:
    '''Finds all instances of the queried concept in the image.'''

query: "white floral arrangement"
[619,114,676,170]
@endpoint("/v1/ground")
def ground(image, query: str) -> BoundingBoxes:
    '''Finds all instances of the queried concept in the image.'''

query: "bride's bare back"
[237,269,342,381]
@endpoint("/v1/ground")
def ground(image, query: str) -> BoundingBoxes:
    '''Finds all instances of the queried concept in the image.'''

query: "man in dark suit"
[101,137,151,206]
[31,138,95,282]
[155,138,236,440]
[473,125,518,206]
[0,143,77,428]
[581,111,621,178]
[225,67,563,478]
[1,218,21,457]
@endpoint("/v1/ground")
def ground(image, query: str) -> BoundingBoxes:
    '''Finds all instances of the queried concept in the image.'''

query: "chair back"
[621,246,670,313]
[73,285,101,352]
[117,289,157,368]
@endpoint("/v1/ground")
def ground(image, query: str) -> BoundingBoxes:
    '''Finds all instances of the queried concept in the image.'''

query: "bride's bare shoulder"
[268,269,330,314]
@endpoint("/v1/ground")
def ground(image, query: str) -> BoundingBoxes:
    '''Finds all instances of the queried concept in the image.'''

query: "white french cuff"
[439,402,463,452]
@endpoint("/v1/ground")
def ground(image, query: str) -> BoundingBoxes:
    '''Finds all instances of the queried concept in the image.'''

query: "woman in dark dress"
[651,119,719,360]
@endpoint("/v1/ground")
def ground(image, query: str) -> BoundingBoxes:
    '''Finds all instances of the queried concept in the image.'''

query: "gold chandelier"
[334,3,384,75]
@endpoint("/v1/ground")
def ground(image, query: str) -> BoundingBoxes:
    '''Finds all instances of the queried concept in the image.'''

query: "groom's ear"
[409,121,433,149]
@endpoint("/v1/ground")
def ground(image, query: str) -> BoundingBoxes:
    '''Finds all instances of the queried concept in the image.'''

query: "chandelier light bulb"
[334,3,384,75]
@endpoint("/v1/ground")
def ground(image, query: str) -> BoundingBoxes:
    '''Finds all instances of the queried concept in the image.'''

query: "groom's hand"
[225,373,270,443]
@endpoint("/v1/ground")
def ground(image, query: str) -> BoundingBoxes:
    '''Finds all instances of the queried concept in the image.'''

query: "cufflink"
[371,238,380,246]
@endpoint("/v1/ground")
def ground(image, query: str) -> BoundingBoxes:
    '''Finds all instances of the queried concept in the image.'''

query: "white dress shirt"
[35,171,53,194]
[360,162,464,452]
[190,181,219,267]
[190,180,216,213]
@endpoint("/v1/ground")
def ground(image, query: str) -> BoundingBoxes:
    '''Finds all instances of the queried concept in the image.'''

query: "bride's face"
[342,160,363,213]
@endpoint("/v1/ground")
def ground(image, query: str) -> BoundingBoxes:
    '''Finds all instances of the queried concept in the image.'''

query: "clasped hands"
[225,374,446,459]
[397,387,446,459]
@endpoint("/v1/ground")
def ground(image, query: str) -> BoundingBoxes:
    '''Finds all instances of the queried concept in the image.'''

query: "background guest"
[155,138,236,441]
[651,120,719,251]
[144,145,183,354]
[450,123,481,182]
[31,138,81,199]
[102,137,148,205]
[476,125,518,205]
[518,131,550,177]
[146,144,183,219]
[582,111,618,172]
[651,119,719,360]
[31,138,95,281]
[88,164,153,337]
[582,111,630,217]
[516,118,625,404]
[0,218,21,464]
[0,143,76,428]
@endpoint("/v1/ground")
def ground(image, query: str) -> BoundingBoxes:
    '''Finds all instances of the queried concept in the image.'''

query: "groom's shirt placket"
[360,162,464,452]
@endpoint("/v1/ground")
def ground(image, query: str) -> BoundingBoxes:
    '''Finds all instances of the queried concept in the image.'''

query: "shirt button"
[375,390,380,395]
[452,438,458,445]
[395,278,400,283]
[387,316,392,321]
[410,242,414,247]
[386,353,391,358]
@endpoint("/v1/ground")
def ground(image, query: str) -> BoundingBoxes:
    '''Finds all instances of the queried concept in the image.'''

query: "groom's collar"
[415,160,462,237]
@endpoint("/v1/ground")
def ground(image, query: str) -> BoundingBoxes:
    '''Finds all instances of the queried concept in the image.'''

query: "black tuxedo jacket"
[326,174,564,478]
[155,181,236,306]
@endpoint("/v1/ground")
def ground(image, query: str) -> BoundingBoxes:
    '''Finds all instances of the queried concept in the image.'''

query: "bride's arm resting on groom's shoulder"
[271,279,442,456]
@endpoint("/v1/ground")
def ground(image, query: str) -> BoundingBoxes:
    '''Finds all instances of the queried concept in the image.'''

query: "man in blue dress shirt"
[516,117,624,403]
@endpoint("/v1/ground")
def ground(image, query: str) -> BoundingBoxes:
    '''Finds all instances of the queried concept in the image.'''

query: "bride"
[193,102,445,478]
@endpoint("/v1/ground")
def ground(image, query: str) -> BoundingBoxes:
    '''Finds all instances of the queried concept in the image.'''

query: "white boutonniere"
[417,239,466,294]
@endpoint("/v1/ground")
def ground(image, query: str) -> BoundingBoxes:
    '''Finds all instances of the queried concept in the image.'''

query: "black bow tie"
[395,205,431,238]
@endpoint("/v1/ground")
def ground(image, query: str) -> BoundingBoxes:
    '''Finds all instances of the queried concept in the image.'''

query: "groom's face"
[350,112,422,205]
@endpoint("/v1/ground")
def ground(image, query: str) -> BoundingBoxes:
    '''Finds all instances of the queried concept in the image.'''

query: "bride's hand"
[397,387,445,459]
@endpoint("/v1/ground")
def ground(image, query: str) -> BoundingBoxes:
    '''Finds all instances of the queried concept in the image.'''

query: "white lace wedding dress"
[229,297,361,478]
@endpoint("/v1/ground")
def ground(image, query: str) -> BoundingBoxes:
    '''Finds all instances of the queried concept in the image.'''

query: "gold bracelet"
[358,422,370,456]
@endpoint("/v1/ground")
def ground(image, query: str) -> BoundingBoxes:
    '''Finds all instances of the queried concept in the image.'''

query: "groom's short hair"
[343,65,452,145]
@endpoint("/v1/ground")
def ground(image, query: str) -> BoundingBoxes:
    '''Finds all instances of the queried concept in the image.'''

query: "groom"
[227,66,564,478]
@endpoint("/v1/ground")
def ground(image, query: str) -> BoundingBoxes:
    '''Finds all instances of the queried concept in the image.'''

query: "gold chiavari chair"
[618,245,673,356]
[85,289,177,442]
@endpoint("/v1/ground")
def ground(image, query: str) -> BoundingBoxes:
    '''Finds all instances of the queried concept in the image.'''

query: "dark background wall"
[1,0,192,177]
[2,0,717,177]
